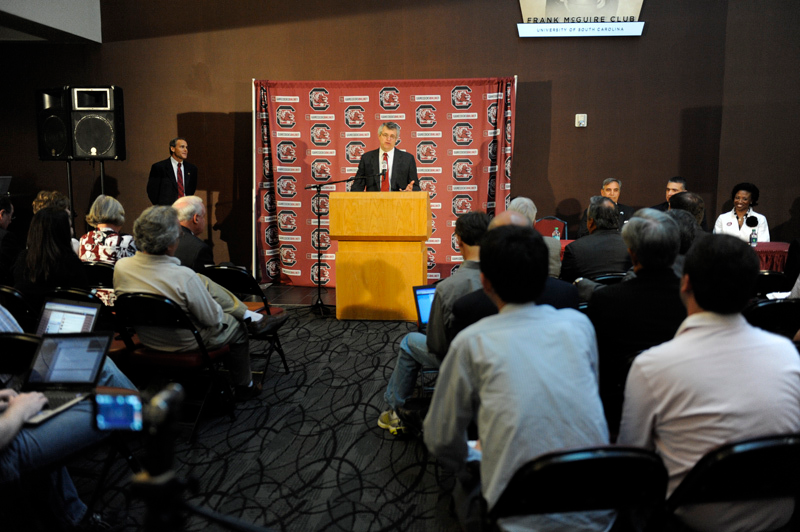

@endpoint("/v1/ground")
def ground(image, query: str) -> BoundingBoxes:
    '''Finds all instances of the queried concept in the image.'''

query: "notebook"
[23,332,111,425]
[35,298,102,335]
[412,285,437,333]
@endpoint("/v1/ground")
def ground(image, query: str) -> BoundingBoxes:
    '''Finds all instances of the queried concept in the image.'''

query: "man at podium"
[351,122,420,192]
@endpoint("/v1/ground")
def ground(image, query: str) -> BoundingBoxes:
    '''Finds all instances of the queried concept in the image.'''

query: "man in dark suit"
[172,195,214,272]
[351,122,419,192]
[586,208,686,435]
[0,196,20,286]
[651,176,687,212]
[577,178,632,238]
[147,137,198,205]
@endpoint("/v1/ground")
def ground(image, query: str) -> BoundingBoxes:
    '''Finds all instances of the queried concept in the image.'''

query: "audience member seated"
[561,196,632,283]
[586,208,686,436]
[669,190,708,230]
[666,208,701,277]
[507,196,561,277]
[32,190,80,255]
[424,225,612,532]
[0,196,21,286]
[651,176,687,211]
[618,234,800,532]
[13,207,89,313]
[448,210,579,341]
[0,302,136,531]
[377,211,489,435]
[79,195,136,264]
[713,182,770,242]
[172,195,215,272]
[577,178,632,238]
[113,206,265,401]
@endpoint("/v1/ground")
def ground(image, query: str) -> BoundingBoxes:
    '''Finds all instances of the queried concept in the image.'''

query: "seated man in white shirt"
[424,225,611,532]
[618,234,800,532]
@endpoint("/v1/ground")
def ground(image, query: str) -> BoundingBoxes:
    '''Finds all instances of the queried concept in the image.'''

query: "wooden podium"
[329,191,431,321]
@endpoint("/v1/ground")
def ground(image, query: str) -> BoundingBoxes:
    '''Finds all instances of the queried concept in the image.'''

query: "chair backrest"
[0,285,36,333]
[666,433,800,512]
[82,261,115,289]
[756,270,792,298]
[0,332,41,381]
[48,288,115,333]
[535,216,568,240]
[742,298,800,339]
[591,272,627,285]
[202,265,271,313]
[490,446,667,520]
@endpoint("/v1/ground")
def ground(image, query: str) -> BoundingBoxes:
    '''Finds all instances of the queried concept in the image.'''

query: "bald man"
[448,210,580,341]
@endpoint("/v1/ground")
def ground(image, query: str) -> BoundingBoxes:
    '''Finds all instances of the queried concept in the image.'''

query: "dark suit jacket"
[577,202,633,239]
[147,158,198,205]
[560,229,632,283]
[447,279,580,345]
[0,228,21,286]
[351,149,419,192]
[174,226,214,273]
[586,267,686,434]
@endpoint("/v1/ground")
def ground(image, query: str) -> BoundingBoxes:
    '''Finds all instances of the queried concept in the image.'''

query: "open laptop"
[35,298,102,335]
[412,285,437,333]
[23,332,111,425]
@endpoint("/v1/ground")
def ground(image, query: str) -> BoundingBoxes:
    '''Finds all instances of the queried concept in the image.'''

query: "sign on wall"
[518,0,645,37]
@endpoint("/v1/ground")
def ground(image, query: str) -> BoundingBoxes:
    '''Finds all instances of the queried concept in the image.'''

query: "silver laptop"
[35,298,102,336]
[23,333,111,425]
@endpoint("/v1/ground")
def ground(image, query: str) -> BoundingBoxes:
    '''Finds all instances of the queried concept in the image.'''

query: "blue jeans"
[0,358,135,527]
[384,332,441,411]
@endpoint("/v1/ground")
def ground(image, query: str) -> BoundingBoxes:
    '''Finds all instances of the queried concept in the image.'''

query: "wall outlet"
[575,113,587,127]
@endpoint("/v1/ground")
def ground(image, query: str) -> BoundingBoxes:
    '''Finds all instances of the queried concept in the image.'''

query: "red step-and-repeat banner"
[254,78,516,287]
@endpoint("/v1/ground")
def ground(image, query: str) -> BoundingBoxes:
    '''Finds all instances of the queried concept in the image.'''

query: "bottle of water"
[749,229,758,247]
[552,227,560,240]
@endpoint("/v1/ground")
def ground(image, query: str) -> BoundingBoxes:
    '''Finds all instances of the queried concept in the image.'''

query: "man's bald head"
[489,210,530,230]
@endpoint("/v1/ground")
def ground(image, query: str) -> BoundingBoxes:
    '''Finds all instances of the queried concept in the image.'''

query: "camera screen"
[95,392,143,431]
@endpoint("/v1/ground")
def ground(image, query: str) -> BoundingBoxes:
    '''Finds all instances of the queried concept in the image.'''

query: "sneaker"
[377,409,407,435]
[233,382,262,402]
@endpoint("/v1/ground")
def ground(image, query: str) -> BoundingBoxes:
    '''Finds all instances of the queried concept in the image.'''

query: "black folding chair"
[0,285,36,333]
[743,298,800,339]
[202,265,290,380]
[756,270,793,298]
[489,446,667,532]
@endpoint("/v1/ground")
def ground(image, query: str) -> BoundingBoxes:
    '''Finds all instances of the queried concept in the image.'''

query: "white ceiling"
[0,0,102,43]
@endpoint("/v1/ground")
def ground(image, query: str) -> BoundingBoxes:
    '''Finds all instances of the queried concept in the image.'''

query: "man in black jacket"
[147,137,198,205]
[351,122,419,192]
[172,195,214,272]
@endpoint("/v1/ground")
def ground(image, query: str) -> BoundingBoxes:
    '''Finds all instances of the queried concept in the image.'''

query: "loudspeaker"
[36,88,72,160]
[36,86,126,161]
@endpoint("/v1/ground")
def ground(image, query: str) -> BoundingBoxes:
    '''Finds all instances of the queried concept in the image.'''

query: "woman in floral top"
[79,195,137,264]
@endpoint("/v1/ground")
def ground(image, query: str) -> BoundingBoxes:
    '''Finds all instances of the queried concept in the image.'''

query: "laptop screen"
[413,285,437,325]
[36,299,101,336]
[28,334,110,385]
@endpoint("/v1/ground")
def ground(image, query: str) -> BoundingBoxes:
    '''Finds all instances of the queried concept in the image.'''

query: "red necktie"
[381,153,390,192]
[177,163,185,197]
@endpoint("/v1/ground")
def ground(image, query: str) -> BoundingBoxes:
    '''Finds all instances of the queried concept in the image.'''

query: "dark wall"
[0,0,797,267]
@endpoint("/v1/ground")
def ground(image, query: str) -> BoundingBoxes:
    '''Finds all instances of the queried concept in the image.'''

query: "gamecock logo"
[311,263,331,285]
[260,87,268,110]
[427,248,436,271]
[451,232,460,253]
[451,86,472,110]
[311,194,329,217]
[276,176,297,198]
[452,194,473,216]
[419,176,437,199]
[379,86,401,110]
[276,106,296,129]
[310,123,331,147]
[487,102,498,127]
[311,159,332,182]
[416,141,437,164]
[488,176,496,201]
[345,105,366,129]
[278,210,297,233]
[265,226,279,247]
[261,122,269,143]
[263,191,276,214]
[265,258,280,280]
[309,88,330,111]
[345,141,365,164]
[488,140,498,162]
[276,141,297,164]
[452,123,473,146]
[262,157,270,178]
[415,105,436,128]
[505,121,512,143]
[312,228,331,251]
[452,159,474,182]
[280,244,297,267]
[505,156,512,179]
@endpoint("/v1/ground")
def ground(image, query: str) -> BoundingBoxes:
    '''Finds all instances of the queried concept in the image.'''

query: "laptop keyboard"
[45,391,85,409]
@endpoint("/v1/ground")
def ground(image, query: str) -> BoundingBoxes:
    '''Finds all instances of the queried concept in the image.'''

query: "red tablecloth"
[755,242,789,272]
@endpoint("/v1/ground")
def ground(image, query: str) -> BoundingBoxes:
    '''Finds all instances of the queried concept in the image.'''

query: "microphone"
[745,216,758,228]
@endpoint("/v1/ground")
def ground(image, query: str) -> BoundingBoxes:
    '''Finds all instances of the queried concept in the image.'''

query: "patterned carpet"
[73,308,460,532]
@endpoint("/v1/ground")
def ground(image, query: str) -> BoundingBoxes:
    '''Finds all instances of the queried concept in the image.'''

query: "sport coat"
[173,225,215,273]
[147,158,198,205]
[351,148,419,192]
[560,229,632,283]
